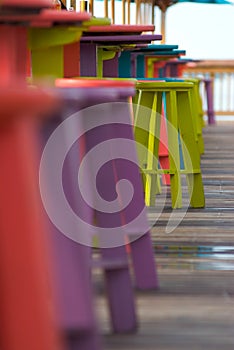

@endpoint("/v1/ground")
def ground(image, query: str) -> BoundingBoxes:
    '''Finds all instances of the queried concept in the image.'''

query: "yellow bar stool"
[133,80,205,209]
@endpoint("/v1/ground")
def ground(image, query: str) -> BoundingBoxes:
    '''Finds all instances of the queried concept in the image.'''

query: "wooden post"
[104,0,108,19]
[122,0,126,24]
[127,0,130,24]
[161,10,166,43]
[89,0,93,15]
[151,0,155,25]
[111,0,115,23]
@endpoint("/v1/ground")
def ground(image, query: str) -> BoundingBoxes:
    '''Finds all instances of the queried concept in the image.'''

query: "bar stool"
[0,85,63,350]
[133,80,205,209]
[28,13,108,79]
[40,78,158,337]
[163,60,216,125]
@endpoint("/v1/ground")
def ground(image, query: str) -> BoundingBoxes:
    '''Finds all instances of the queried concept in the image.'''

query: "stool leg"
[111,102,159,290]
[41,118,101,349]
[196,83,206,150]
[93,159,137,333]
[134,90,157,204]
[51,232,101,349]
[130,231,158,290]
[31,46,64,78]
[204,79,215,125]
[145,91,163,206]
[165,90,182,209]
[90,101,158,291]
[159,104,170,185]
[82,113,137,334]
[189,84,205,155]
[177,91,205,208]
[80,42,97,77]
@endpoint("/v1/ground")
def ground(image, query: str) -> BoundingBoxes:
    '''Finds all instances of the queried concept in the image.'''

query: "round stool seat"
[55,78,136,89]
[136,81,194,90]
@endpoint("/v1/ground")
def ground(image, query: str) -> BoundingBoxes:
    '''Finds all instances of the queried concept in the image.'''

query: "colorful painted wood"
[134,81,205,209]
[80,27,162,77]
[39,78,159,338]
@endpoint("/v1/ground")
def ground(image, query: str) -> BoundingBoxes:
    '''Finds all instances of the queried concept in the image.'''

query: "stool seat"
[55,77,136,88]
[136,81,193,90]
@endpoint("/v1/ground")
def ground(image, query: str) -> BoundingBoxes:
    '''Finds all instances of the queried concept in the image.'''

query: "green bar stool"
[183,77,205,155]
[133,81,205,209]
[28,15,110,80]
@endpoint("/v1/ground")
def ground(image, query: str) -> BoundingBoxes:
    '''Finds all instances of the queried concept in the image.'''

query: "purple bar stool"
[165,60,216,125]
[55,78,158,290]
[40,79,143,337]
[203,78,215,125]
[40,98,102,349]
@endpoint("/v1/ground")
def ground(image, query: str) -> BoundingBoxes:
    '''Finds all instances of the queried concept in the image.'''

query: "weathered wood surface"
[94,122,234,350]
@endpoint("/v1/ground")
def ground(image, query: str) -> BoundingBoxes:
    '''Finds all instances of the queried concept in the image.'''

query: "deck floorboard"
[94,122,234,350]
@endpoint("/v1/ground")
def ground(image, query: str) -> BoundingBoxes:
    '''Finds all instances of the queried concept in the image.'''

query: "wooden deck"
[94,122,234,350]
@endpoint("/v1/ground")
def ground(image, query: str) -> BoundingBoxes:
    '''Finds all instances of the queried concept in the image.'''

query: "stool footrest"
[141,168,201,175]
[92,257,129,270]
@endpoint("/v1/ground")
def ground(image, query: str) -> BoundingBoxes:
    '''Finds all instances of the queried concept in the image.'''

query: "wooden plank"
[93,122,234,350]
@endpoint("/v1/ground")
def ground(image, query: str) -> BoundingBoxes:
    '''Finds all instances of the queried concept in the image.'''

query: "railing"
[62,0,155,24]
[184,60,234,118]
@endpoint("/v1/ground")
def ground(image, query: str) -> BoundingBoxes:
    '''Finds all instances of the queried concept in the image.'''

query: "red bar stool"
[0,85,63,350]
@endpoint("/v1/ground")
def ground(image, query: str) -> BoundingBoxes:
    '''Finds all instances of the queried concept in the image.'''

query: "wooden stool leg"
[130,231,158,289]
[204,78,215,125]
[41,117,102,349]
[113,101,159,290]
[83,113,138,333]
[95,181,137,333]
[145,91,163,206]
[134,90,154,199]
[194,82,205,154]
[165,90,182,209]
[177,91,205,208]
[187,81,205,155]
[93,101,158,291]
[159,105,170,185]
